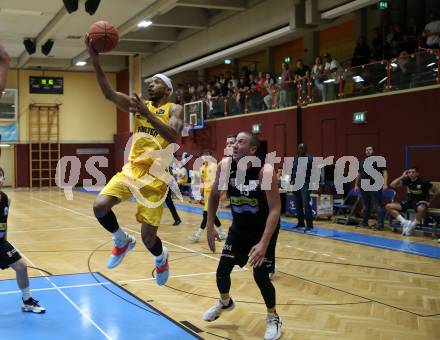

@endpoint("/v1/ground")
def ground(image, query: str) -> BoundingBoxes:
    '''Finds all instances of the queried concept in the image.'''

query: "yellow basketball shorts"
[203,188,212,211]
[100,163,168,227]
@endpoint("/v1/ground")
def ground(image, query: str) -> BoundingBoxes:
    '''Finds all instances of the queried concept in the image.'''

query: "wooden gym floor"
[0,189,439,339]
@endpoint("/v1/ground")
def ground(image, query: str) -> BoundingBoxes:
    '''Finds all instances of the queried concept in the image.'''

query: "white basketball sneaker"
[203,298,235,321]
[264,314,282,340]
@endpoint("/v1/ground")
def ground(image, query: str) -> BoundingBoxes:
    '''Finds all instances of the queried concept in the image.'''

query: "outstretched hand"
[84,33,99,61]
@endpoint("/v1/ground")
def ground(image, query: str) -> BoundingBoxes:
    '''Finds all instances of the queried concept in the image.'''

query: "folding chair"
[333,188,361,225]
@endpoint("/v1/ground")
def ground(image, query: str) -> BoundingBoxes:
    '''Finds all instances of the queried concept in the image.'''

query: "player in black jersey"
[387,166,437,236]
[0,168,45,313]
[203,132,282,340]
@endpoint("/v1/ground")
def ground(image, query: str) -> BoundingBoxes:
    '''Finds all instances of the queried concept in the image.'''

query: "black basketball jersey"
[0,191,9,240]
[227,160,269,232]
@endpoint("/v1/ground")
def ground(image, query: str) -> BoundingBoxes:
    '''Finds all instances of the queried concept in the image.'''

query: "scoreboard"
[29,76,64,94]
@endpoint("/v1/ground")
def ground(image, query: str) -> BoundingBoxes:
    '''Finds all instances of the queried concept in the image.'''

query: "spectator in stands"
[389,24,404,57]
[263,73,277,109]
[311,56,325,102]
[241,66,252,84]
[370,27,384,61]
[352,36,371,67]
[393,50,413,89]
[404,16,422,53]
[323,53,341,100]
[423,12,440,48]
[386,167,437,236]
[279,62,294,108]
[237,77,248,113]
[247,73,262,112]
[295,59,311,103]
[354,146,388,231]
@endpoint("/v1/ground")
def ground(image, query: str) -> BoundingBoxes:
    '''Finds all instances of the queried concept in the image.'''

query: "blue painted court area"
[0,272,200,340]
[76,189,440,259]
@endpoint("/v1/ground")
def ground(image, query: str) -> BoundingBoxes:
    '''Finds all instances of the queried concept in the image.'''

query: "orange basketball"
[87,21,119,53]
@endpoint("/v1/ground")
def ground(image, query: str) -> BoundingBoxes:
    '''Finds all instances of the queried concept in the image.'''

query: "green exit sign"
[353,112,367,124]
[252,123,261,134]
[378,1,388,10]
[283,56,291,64]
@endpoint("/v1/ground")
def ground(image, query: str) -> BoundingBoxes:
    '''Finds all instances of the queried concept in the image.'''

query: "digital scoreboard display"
[29,76,64,94]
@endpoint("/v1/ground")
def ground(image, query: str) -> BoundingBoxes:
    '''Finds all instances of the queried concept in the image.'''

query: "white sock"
[156,247,167,264]
[113,228,126,241]
[397,215,405,223]
[195,228,203,236]
[21,287,31,301]
[220,297,230,306]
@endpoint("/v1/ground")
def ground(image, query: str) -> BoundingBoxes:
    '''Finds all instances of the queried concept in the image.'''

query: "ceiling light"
[224,59,232,65]
[85,0,101,15]
[76,61,87,66]
[137,20,153,28]
[63,0,79,14]
[41,39,54,56]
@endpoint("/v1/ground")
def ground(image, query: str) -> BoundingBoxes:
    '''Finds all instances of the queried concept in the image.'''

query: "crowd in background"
[174,13,440,118]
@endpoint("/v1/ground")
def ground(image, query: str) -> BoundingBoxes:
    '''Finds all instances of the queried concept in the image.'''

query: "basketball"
[87,21,119,53]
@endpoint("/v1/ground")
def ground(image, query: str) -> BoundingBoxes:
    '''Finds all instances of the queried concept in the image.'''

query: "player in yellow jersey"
[190,150,227,242]
[86,36,183,285]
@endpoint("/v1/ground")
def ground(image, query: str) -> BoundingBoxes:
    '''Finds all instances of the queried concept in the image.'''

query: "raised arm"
[248,164,281,267]
[390,170,408,189]
[0,43,10,96]
[85,35,130,112]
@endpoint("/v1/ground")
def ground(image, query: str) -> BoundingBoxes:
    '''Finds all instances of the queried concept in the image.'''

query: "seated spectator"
[389,23,404,57]
[423,12,440,49]
[386,167,437,236]
[352,36,371,66]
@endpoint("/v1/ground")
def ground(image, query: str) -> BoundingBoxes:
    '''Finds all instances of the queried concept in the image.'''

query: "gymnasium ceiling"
[0,0,377,72]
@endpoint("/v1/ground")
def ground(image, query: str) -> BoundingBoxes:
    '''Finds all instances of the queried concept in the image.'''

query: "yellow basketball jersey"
[201,162,217,191]
[129,101,174,167]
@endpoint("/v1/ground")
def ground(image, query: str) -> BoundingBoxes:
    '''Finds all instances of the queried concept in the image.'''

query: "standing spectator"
[311,56,325,101]
[295,59,311,103]
[370,27,384,61]
[279,62,294,108]
[389,24,404,57]
[324,53,341,100]
[423,13,440,48]
[404,17,422,53]
[354,146,388,230]
[386,167,437,236]
[263,73,277,109]
[393,50,414,90]
[291,143,314,231]
[237,77,248,113]
[351,36,371,66]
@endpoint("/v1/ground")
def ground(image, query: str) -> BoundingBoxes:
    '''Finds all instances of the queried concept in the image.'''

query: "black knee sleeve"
[200,211,208,230]
[96,210,119,233]
[253,266,276,309]
[147,237,163,256]
[216,257,235,294]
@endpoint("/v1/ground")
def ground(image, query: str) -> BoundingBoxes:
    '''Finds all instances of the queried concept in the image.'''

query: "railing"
[184,50,439,120]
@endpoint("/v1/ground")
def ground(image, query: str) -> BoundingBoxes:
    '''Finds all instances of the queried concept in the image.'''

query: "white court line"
[119,268,244,284]
[0,282,111,295]
[13,236,107,245]
[0,268,244,296]
[14,247,112,340]
[33,196,225,263]
[8,226,97,234]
